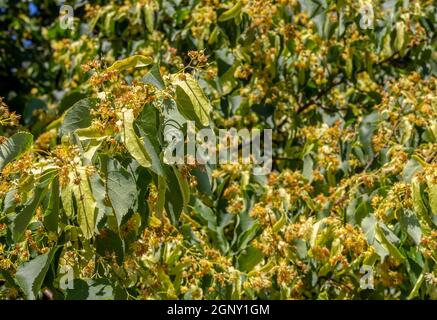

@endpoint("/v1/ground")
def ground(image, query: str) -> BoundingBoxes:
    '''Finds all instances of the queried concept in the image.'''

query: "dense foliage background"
[0,0,436,300]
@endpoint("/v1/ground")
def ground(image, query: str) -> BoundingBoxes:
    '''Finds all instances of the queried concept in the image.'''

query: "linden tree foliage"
[0,0,436,300]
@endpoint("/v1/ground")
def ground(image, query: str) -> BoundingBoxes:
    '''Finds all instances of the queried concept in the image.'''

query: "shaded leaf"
[60,98,93,136]
[15,250,56,300]
[141,63,165,90]
[399,209,422,245]
[12,184,46,242]
[65,279,124,300]
[174,74,211,127]
[0,132,33,171]
[96,229,124,266]
[44,177,60,233]
[237,246,263,272]
[107,160,136,226]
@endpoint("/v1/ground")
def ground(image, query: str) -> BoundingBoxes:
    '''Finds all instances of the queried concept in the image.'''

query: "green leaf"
[302,155,314,181]
[156,175,166,218]
[121,109,152,168]
[144,5,154,32]
[60,98,93,136]
[59,91,87,113]
[23,99,46,125]
[376,224,405,262]
[163,166,185,224]
[402,158,422,183]
[141,63,165,90]
[407,272,424,300]
[0,132,33,171]
[107,160,137,227]
[426,179,437,216]
[191,198,229,253]
[218,1,242,22]
[75,126,108,163]
[96,229,124,266]
[11,185,46,242]
[193,197,216,225]
[173,165,190,209]
[399,209,422,245]
[394,22,406,53]
[134,166,152,222]
[412,177,433,229]
[72,168,97,239]
[61,183,74,217]
[89,172,112,223]
[105,55,153,72]
[273,210,286,233]
[44,177,60,233]
[191,166,212,195]
[381,33,393,60]
[373,240,389,262]
[237,246,263,272]
[208,25,219,45]
[15,250,56,300]
[2,189,17,214]
[135,105,164,176]
[174,74,211,127]
[361,214,377,244]
[65,279,123,300]
[355,198,371,225]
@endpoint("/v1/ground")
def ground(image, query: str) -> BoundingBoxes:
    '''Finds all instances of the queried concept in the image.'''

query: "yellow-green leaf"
[394,21,406,54]
[218,1,242,22]
[121,109,151,168]
[426,179,437,216]
[72,168,97,239]
[144,5,154,32]
[407,273,424,300]
[412,177,433,229]
[106,55,153,72]
[61,182,74,218]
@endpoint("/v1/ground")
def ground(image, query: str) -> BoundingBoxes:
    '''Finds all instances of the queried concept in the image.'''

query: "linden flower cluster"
[1,0,436,301]
[51,36,99,88]
[50,145,82,187]
[334,224,368,257]
[190,4,216,40]
[1,153,34,180]
[0,97,20,128]
[129,213,237,299]
[378,73,437,127]
[301,122,342,171]
[86,66,162,134]
[34,131,56,151]
[420,231,437,260]
[265,170,313,211]
[223,182,245,214]
[243,0,282,32]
